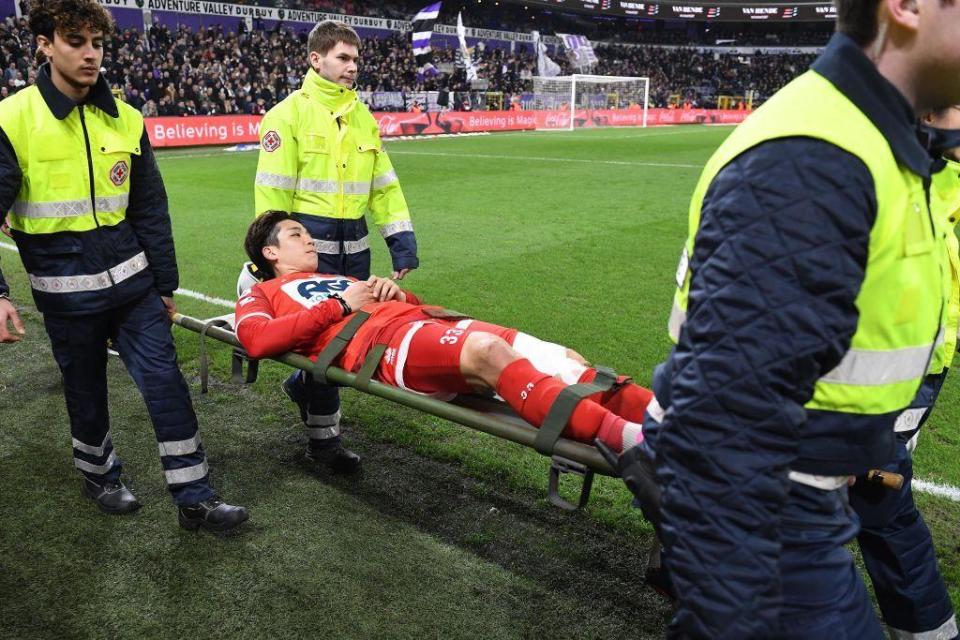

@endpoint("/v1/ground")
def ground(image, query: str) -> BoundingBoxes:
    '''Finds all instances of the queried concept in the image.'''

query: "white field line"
[173,287,235,307]
[481,125,730,141]
[157,147,704,169]
[2,244,959,505]
[913,479,960,502]
[387,149,703,169]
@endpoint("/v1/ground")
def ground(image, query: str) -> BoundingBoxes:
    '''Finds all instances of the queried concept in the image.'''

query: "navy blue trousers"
[775,482,884,639]
[44,292,214,505]
[849,373,957,639]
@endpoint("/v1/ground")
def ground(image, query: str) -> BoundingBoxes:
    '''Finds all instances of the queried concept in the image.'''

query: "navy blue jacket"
[0,65,176,315]
[646,34,937,638]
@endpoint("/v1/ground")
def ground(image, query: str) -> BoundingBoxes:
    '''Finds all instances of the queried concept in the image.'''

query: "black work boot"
[81,477,142,514]
[306,442,361,474]
[178,496,249,532]
[281,374,309,423]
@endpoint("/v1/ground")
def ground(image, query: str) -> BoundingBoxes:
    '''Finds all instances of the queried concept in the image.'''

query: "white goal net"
[530,74,650,131]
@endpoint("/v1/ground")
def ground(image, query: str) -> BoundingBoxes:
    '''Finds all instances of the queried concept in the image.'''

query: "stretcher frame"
[173,313,617,510]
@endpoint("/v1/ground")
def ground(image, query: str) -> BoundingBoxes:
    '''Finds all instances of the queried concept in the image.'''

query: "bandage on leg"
[511,332,587,385]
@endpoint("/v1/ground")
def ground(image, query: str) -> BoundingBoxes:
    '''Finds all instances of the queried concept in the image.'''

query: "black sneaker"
[281,373,309,423]
[82,477,142,514]
[306,442,361,474]
[178,496,249,532]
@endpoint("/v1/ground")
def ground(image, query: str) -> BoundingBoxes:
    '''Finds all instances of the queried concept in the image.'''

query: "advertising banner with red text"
[146,115,264,148]
[146,109,750,147]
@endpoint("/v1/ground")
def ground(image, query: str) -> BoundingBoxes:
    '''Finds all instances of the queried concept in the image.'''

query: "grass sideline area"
[1,125,958,636]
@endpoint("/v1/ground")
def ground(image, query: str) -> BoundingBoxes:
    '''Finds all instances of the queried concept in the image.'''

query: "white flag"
[457,12,479,82]
[533,31,560,78]
[557,33,598,70]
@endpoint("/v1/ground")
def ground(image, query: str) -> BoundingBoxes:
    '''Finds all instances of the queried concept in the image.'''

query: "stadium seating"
[1,11,820,112]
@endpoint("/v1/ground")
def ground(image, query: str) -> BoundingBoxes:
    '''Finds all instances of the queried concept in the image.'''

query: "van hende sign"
[502,0,836,21]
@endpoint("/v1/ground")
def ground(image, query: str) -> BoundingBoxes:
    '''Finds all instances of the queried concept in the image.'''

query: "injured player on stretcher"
[236,211,652,455]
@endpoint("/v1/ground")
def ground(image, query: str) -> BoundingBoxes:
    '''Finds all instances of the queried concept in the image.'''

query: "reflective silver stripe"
[343,181,372,196]
[256,172,297,190]
[28,252,148,294]
[314,239,341,255]
[72,432,111,457]
[164,460,209,485]
[109,252,149,284]
[894,407,927,433]
[297,178,339,194]
[158,434,202,457]
[74,450,117,475]
[296,178,371,196]
[314,237,370,255]
[343,236,370,254]
[820,337,939,387]
[308,424,342,440]
[307,410,341,427]
[889,615,958,640]
[379,220,413,238]
[787,471,852,490]
[13,193,128,219]
[372,169,398,190]
[667,299,685,342]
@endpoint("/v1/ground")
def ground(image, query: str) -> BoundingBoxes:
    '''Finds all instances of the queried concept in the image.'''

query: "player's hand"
[392,268,412,280]
[0,216,11,238]
[161,295,177,319]
[342,280,377,311]
[0,297,25,343]
[367,276,404,302]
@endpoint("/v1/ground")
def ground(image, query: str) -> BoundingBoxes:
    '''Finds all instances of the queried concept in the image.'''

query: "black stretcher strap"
[312,311,371,385]
[533,366,619,456]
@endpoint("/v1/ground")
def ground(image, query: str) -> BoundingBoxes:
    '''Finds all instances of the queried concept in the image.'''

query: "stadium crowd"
[0,12,819,112]
[272,0,833,46]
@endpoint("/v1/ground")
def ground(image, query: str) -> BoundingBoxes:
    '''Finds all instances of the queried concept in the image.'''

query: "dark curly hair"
[245,210,293,279]
[28,0,114,43]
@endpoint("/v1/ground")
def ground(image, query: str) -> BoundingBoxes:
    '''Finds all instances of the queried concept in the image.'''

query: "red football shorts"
[377,319,518,397]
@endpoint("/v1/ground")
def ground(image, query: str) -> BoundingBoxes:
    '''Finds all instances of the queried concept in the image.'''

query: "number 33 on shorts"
[439,328,465,345]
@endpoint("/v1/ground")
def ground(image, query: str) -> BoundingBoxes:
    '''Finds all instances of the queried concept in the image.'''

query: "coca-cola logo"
[543,113,570,128]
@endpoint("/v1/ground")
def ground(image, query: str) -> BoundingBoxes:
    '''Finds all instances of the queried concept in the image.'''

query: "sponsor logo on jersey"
[262,130,281,152]
[110,160,129,186]
[281,276,353,308]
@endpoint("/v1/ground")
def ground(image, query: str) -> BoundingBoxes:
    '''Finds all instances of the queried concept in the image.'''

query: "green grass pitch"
[0,126,957,637]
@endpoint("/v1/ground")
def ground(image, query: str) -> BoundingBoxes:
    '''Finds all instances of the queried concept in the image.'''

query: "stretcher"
[172,312,618,510]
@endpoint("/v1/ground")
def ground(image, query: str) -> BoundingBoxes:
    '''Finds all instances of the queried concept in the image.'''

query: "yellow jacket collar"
[301,68,358,117]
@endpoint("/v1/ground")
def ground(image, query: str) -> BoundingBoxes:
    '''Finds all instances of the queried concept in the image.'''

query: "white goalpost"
[530,74,650,131]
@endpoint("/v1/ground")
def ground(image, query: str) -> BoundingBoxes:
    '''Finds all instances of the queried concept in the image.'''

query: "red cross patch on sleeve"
[262,130,281,152]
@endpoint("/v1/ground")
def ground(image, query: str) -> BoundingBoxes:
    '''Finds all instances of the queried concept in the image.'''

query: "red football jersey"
[235,272,426,372]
